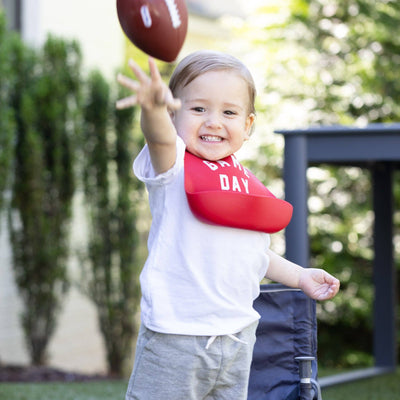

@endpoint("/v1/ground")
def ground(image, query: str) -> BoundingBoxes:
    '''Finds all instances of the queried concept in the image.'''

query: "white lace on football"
[164,0,182,29]
[140,5,152,28]
[205,334,248,350]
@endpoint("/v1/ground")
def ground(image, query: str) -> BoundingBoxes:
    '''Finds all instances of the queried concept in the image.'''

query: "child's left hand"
[298,268,340,301]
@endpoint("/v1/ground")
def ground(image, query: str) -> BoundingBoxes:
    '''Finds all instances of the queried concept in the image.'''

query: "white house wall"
[21,0,124,78]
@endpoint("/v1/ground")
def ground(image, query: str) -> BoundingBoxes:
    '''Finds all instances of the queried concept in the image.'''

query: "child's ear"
[245,113,256,139]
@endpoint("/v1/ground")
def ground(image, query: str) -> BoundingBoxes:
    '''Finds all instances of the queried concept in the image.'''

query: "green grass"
[0,369,399,400]
[321,368,400,400]
[0,380,127,400]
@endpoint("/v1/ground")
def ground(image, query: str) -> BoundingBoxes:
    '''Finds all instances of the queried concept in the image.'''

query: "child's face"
[171,70,255,161]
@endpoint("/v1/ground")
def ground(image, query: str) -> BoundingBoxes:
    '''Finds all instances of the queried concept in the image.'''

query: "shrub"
[80,70,142,376]
[8,34,82,365]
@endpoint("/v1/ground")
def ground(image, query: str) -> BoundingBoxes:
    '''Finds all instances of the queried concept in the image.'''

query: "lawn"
[0,380,127,400]
[0,369,399,400]
[321,368,400,400]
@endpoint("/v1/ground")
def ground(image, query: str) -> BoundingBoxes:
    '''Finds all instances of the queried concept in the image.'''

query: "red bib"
[184,151,293,233]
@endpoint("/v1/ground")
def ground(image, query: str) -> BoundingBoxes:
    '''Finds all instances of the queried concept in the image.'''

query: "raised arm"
[265,248,340,301]
[116,58,181,174]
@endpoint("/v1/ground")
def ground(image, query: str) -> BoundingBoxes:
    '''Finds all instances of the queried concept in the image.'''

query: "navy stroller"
[248,284,322,400]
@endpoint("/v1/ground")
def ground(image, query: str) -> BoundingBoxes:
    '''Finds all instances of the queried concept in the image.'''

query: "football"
[116,0,188,62]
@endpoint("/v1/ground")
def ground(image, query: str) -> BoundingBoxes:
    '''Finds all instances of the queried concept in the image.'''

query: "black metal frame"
[276,123,399,385]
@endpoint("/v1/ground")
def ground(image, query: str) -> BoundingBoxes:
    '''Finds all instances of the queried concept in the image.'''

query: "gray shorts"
[125,322,258,400]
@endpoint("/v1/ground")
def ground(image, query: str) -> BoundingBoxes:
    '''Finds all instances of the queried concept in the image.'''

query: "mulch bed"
[0,364,114,383]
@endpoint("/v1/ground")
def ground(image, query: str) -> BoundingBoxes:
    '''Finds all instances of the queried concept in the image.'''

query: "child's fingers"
[116,95,137,109]
[119,57,180,110]
[168,98,182,111]
[165,92,181,111]
[148,57,162,83]
[330,280,340,296]
[128,58,150,83]
[117,73,140,91]
[154,86,181,110]
[325,274,340,292]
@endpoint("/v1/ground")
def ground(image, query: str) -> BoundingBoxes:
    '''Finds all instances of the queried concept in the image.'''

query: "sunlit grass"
[322,368,400,400]
[0,380,127,400]
[1,369,399,400]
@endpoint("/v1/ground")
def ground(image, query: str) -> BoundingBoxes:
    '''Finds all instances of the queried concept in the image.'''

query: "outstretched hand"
[115,58,179,175]
[116,57,181,111]
[298,268,340,301]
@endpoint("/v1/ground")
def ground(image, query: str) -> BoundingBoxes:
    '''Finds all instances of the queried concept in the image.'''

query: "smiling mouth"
[200,135,223,142]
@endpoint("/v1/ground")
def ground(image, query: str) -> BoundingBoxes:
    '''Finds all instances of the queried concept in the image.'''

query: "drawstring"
[205,336,217,349]
[205,334,248,350]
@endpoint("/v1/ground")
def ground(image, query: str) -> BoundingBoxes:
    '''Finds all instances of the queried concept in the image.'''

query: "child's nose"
[205,112,222,129]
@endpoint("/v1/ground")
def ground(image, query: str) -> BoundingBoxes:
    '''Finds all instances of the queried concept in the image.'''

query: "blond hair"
[169,50,256,115]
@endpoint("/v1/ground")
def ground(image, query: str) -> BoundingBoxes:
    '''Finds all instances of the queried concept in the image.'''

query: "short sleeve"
[133,136,186,186]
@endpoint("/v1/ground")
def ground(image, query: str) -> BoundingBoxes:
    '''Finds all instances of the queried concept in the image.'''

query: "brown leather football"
[116,0,188,62]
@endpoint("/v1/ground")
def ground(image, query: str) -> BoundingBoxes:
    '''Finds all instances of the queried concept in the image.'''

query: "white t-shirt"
[133,137,271,336]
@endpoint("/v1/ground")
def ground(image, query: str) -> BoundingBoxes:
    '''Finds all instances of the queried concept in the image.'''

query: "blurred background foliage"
[0,14,14,215]
[78,69,143,376]
[1,0,400,373]
[7,32,81,366]
[240,0,400,368]
[0,11,143,375]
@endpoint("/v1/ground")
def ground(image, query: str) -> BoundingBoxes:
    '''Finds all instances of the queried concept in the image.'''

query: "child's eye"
[224,110,237,116]
[192,107,205,113]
